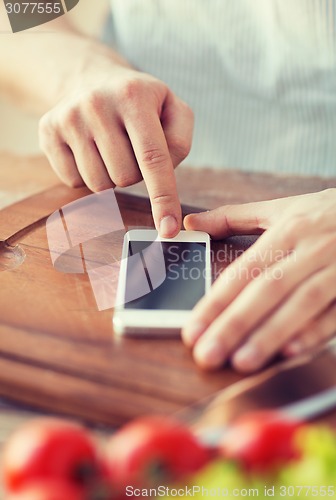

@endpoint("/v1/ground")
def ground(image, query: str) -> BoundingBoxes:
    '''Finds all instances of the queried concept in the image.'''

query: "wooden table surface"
[0,151,335,450]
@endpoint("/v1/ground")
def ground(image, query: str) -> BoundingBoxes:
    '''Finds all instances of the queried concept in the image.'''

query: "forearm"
[0,7,192,238]
[0,8,130,114]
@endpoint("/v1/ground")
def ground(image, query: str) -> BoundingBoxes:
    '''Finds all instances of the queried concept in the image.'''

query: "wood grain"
[0,153,335,427]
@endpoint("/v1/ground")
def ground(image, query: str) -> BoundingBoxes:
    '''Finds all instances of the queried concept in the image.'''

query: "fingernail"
[182,322,206,347]
[159,216,178,238]
[194,338,224,368]
[233,344,260,370]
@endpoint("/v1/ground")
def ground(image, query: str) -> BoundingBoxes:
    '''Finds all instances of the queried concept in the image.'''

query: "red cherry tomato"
[105,416,210,489]
[219,410,303,473]
[5,480,85,500]
[2,418,101,493]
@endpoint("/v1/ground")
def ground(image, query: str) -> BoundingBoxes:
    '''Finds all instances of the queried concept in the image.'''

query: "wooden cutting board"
[0,158,335,427]
[0,185,243,427]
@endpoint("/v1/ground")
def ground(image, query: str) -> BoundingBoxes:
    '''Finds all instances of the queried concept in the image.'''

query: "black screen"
[124,241,207,310]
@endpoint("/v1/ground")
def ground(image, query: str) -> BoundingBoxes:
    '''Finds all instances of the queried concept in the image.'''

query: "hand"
[182,189,336,372]
[39,53,193,238]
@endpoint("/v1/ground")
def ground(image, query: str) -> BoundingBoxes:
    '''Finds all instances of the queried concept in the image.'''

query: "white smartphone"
[113,229,211,335]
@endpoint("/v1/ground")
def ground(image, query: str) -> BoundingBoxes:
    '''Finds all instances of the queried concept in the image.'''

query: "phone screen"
[124,241,207,310]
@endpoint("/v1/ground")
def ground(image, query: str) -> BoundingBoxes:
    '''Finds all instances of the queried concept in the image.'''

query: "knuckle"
[309,234,336,260]
[308,243,323,262]
[206,297,225,316]
[114,171,141,188]
[283,215,309,246]
[87,178,113,193]
[151,192,177,207]
[65,176,84,189]
[303,283,324,305]
[118,78,144,106]
[141,147,169,170]
[226,314,248,333]
[263,269,285,293]
[60,106,81,131]
[84,91,105,116]
[216,208,234,237]
[169,135,191,161]
[255,266,288,298]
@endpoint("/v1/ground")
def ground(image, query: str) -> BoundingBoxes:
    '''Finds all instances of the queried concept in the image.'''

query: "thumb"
[184,201,276,239]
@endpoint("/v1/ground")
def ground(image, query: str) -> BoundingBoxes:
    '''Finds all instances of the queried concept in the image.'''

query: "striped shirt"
[106,0,336,177]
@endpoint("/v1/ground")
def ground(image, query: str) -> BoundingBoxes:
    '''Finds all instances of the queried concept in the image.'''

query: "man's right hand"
[39,62,193,238]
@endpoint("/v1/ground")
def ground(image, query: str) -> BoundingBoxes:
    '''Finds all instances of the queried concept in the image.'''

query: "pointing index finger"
[125,112,181,238]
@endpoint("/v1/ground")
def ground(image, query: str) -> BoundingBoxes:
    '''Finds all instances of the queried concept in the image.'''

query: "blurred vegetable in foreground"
[166,425,336,500]
[218,410,303,473]
[1,412,336,500]
[105,416,211,492]
[2,419,102,492]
